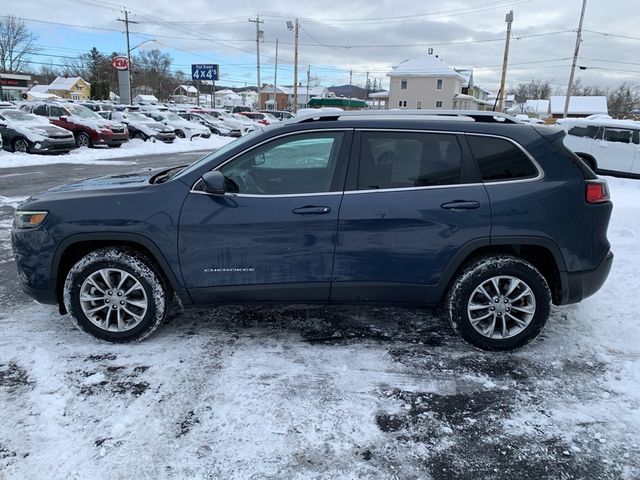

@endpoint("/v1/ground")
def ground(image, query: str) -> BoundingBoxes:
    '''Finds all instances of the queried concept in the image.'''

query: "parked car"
[21,102,128,148]
[143,111,211,140]
[558,115,640,177]
[80,102,115,114]
[11,110,613,351]
[194,109,255,135]
[0,101,16,110]
[239,111,279,125]
[260,110,295,121]
[0,109,76,154]
[101,111,176,143]
[178,112,241,137]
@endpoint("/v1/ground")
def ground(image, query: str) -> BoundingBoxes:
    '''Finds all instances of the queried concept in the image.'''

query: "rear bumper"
[561,250,613,305]
[20,282,57,305]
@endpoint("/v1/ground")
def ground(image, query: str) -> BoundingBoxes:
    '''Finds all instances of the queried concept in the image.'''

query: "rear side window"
[603,127,633,144]
[568,125,600,139]
[467,135,538,182]
[357,132,462,190]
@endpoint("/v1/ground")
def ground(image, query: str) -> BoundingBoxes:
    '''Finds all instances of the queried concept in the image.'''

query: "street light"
[127,39,156,104]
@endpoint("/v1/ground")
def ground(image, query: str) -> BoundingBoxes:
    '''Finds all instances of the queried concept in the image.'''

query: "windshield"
[175,128,264,180]
[199,114,219,123]
[126,112,155,122]
[65,104,102,119]
[0,110,45,123]
[164,113,183,122]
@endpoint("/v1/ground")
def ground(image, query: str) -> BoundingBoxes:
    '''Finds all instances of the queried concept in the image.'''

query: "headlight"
[14,211,48,229]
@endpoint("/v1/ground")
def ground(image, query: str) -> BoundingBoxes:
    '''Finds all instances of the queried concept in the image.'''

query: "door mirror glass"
[59,115,68,121]
[201,171,226,195]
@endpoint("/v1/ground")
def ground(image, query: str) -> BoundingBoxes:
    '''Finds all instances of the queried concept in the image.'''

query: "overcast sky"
[9,0,640,92]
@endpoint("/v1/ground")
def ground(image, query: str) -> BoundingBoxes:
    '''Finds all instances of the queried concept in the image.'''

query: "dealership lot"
[0,153,639,479]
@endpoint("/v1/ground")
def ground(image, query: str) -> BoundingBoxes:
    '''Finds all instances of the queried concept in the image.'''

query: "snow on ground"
[0,177,639,479]
[0,135,233,168]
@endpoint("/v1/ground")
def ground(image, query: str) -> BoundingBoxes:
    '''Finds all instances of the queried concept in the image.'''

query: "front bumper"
[153,132,176,143]
[31,137,77,153]
[561,250,614,305]
[94,131,129,147]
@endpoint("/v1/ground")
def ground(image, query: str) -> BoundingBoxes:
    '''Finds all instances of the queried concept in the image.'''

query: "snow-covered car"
[558,115,640,177]
[260,110,295,121]
[144,111,211,140]
[178,112,241,137]
[20,102,128,148]
[103,111,176,143]
[208,109,257,135]
[514,114,544,124]
[0,109,76,154]
[0,101,16,110]
[239,111,279,125]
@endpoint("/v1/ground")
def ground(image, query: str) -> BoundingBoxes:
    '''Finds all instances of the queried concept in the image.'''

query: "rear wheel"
[175,129,186,138]
[13,137,30,153]
[447,255,551,351]
[134,132,147,141]
[63,248,169,342]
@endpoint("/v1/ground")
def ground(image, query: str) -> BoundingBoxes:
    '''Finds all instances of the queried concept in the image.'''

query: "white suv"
[558,115,640,177]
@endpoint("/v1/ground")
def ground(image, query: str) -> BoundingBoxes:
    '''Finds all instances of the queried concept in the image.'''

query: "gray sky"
[11,0,640,91]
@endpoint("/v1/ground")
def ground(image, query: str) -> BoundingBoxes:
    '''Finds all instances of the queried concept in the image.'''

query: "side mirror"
[201,171,226,195]
[59,115,68,121]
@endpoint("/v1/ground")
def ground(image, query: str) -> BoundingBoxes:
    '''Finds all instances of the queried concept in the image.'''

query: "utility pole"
[564,0,588,118]
[365,70,370,107]
[348,70,353,110]
[293,19,299,113]
[274,38,279,110]
[498,10,513,112]
[305,64,310,109]
[249,16,264,109]
[116,9,138,104]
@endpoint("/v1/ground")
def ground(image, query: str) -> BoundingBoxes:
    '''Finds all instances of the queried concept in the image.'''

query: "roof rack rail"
[293,109,520,124]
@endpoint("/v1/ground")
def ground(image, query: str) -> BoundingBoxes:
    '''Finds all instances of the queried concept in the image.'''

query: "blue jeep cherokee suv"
[11,111,613,350]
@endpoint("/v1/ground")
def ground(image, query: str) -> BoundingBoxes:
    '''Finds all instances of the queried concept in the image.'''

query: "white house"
[215,89,243,108]
[387,53,466,110]
[549,95,608,118]
[237,90,258,109]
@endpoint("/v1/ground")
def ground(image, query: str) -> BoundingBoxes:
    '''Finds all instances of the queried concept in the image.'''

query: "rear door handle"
[292,206,331,215]
[440,200,481,210]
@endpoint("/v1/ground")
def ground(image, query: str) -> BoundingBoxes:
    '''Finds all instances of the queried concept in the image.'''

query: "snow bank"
[0,135,234,168]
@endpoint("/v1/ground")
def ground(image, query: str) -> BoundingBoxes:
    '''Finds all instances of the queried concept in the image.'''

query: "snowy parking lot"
[0,149,639,479]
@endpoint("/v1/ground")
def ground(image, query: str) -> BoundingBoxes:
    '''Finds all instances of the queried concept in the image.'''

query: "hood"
[23,169,163,203]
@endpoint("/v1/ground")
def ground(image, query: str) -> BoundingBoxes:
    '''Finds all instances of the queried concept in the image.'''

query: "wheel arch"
[53,233,189,314]
[426,236,567,305]
[574,152,598,171]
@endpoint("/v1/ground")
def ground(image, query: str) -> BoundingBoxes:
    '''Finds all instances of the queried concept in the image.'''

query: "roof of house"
[524,99,550,114]
[29,85,51,93]
[27,91,60,100]
[369,90,390,99]
[48,76,88,91]
[387,54,466,79]
[550,95,608,114]
[178,84,198,94]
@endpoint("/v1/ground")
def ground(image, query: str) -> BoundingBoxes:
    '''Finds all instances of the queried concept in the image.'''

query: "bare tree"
[0,15,38,73]
[607,82,640,118]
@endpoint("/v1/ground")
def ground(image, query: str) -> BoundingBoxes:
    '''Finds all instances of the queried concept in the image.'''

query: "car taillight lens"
[586,180,610,204]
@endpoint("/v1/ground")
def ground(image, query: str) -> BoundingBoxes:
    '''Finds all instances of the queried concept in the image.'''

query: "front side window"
[48,106,66,118]
[33,104,48,116]
[603,127,633,144]
[357,132,463,190]
[467,135,538,182]
[219,132,344,195]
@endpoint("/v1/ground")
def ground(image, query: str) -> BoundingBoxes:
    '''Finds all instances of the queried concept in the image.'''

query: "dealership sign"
[191,64,219,81]
[112,56,130,71]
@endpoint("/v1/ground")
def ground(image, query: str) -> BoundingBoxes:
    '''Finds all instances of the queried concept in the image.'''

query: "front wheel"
[75,131,92,148]
[447,255,551,351]
[13,137,31,153]
[63,248,169,342]
[134,132,147,141]
[175,130,186,138]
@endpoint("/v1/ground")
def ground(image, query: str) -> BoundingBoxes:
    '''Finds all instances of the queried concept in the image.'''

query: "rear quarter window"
[568,125,600,139]
[466,135,539,182]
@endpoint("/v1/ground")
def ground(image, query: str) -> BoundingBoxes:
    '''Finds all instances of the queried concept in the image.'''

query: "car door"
[332,129,491,303]
[593,127,635,174]
[178,129,352,303]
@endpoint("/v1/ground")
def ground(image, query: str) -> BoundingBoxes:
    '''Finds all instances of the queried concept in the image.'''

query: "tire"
[75,131,92,148]
[13,137,30,153]
[63,248,169,342]
[446,255,551,351]
[175,130,186,138]
[134,132,147,141]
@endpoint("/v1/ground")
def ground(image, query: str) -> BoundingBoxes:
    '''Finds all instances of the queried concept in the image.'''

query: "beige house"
[387,53,466,110]
[30,76,91,101]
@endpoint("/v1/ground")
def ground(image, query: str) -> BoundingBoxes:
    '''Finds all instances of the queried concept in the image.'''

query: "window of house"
[219,132,344,195]
[398,100,407,108]
[435,101,443,109]
[436,79,443,90]
[467,135,538,182]
[357,132,463,190]
[401,79,408,90]
[416,101,422,110]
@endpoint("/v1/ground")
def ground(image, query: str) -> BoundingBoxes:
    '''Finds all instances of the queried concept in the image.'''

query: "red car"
[21,102,129,148]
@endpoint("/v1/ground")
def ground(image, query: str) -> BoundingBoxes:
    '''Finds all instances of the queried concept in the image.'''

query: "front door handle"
[292,206,331,215]
[440,200,481,210]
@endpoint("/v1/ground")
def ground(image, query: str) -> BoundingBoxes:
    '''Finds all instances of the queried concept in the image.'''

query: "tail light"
[586,180,610,204]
